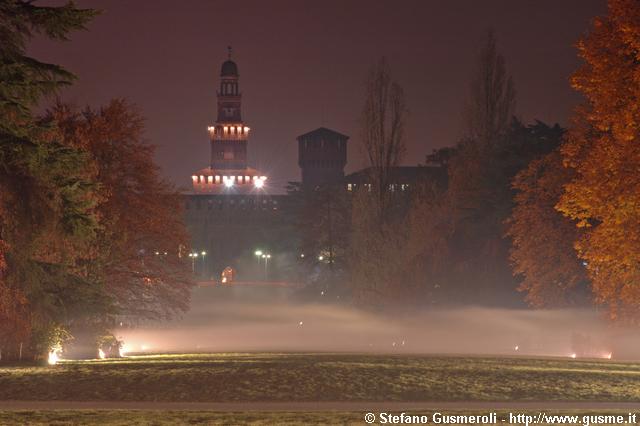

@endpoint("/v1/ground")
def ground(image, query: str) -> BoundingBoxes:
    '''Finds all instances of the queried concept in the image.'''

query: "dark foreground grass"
[0,410,354,425]
[0,410,636,426]
[1,353,640,402]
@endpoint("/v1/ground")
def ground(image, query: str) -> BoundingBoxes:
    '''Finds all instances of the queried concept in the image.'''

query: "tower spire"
[228,45,232,60]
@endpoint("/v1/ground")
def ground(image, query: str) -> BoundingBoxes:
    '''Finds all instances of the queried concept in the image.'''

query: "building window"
[347,183,353,191]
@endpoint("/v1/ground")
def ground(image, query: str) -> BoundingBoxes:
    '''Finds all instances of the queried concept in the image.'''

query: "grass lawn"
[0,410,637,426]
[0,410,358,425]
[1,353,640,402]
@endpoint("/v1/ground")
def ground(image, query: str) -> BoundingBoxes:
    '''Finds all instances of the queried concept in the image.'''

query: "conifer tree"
[0,1,99,361]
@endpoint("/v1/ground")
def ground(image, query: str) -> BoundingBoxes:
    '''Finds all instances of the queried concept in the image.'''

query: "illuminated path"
[1,401,640,411]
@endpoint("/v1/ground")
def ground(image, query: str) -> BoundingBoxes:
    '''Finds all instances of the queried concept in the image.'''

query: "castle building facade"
[184,52,289,281]
[184,51,446,283]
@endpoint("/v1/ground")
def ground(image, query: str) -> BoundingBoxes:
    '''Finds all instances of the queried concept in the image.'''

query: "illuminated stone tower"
[210,47,247,169]
[192,48,266,193]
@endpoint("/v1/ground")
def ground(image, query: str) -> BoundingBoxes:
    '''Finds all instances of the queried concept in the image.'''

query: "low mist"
[116,286,640,360]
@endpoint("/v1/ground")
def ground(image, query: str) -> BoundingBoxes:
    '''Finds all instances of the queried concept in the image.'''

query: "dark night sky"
[29,0,606,192]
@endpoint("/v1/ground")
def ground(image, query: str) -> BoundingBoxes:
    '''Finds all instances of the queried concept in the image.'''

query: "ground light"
[47,348,60,365]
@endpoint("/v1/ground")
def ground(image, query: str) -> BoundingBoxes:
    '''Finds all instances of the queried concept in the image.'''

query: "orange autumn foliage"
[50,100,193,321]
[557,0,640,320]
[507,150,589,307]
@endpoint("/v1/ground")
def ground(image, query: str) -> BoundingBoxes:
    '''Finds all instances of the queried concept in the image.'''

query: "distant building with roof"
[297,127,348,189]
[344,165,447,193]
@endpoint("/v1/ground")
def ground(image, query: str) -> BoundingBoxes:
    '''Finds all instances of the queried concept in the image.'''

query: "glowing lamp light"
[119,344,129,357]
[98,348,106,359]
[48,349,59,365]
[255,250,263,256]
[254,178,264,188]
[570,353,577,359]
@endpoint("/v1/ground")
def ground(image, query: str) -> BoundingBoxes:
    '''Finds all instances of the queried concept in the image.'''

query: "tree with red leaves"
[557,0,640,321]
[51,100,193,323]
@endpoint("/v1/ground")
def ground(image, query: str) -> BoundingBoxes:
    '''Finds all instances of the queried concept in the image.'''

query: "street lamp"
[200,251,207,277]
[254,250,263,273]
[189,252,198,273]
[264,253,271,279]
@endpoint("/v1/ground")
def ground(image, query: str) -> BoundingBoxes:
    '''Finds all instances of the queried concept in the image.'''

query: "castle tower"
[192,48,266,193]
[297,127,349,188]
[210,47,247,170]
